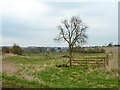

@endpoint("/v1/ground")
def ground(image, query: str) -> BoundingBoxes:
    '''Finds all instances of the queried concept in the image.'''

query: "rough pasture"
[1,52,118,88]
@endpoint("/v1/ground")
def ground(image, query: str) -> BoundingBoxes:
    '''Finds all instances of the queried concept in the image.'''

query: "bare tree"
[54,16,88,67]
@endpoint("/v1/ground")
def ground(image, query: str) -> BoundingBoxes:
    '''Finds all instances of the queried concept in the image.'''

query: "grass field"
[1,51,119,88]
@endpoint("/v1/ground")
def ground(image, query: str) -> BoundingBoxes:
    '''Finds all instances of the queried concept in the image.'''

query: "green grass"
[2,73,50,88]
[2,52,119,88]
[32,67,118,88]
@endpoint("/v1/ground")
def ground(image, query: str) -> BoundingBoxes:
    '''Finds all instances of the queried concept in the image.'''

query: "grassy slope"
[2,73,50,88]
[2,52,118,88]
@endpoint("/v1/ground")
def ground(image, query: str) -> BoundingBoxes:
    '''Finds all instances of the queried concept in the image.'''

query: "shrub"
[2,47,10,53]
[10,44,23,55]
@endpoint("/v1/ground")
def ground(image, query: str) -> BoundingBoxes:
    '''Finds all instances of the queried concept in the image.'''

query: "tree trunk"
[69,45,72,67]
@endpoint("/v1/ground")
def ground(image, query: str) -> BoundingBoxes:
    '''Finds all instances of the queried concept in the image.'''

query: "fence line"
[71,56,106,68]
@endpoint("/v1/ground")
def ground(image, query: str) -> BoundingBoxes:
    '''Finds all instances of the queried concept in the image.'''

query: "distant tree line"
[73,46,105,53]
[107,43,120,47]
[23,47,56,54]
[2,42,119,55]
[2,45,56,54]
[2,44,23,55]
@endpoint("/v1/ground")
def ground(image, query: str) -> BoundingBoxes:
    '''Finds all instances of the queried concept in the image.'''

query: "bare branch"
[57,25,69,43]
[54,15,88,47]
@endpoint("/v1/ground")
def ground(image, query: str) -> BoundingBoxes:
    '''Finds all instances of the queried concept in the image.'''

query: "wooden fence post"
[86,59,87,68]
[106,54,109,65]
[106,53,113,66]
[104,58,105,67]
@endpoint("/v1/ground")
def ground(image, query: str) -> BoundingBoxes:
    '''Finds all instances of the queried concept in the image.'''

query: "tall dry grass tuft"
[105,53,118,72]
[94,52,118,74]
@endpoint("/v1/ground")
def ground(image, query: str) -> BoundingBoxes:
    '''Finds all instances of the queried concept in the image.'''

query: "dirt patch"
[2,61,18,75]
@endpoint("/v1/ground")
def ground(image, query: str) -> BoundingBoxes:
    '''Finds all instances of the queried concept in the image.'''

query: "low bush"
[10,44,23,55]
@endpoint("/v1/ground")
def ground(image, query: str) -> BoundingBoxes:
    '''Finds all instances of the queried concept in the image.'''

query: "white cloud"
[2,33,68,47]
[3,0,51,15]
[38,0,119,2]
[3,0,52,25]
[2,1,118,47]
[2,36,30,46]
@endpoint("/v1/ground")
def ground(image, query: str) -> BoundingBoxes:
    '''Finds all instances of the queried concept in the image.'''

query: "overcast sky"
[1,0,118,47]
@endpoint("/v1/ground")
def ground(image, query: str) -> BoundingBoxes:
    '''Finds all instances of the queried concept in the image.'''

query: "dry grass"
[96,54,118,73]
[102,47,118,72]
[106,58,118,72]
[17,64,46,82]
[2,53,18,59]
[103,47,118,53]
[2,53,30,59]
[2,61,18,75]
[90,47,118,73]
[107,52,118,72]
